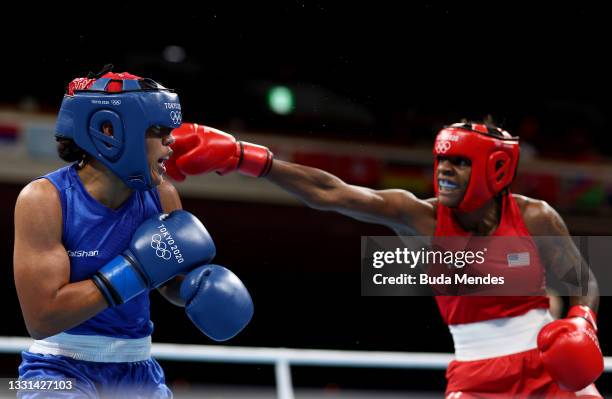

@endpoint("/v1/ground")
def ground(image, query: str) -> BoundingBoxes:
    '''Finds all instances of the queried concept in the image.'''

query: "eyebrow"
[147,126,173,137]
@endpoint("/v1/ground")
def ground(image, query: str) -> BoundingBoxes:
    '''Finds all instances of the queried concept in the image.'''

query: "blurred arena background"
[1,3,611,397]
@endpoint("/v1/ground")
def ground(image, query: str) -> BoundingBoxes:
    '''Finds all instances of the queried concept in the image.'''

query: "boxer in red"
[166,122,604,398]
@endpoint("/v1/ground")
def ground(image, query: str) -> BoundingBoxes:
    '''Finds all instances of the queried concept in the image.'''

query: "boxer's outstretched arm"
[266,160,434,232]
[14,180,108,340]
[166,123,433,233]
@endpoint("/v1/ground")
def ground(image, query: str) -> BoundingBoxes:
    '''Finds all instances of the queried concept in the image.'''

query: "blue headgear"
[55,76,182,190]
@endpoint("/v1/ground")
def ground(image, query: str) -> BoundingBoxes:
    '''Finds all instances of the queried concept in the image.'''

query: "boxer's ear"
[102,122,114,137]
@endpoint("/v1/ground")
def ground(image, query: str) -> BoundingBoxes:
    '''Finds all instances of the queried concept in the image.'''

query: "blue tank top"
[41,164,163,338]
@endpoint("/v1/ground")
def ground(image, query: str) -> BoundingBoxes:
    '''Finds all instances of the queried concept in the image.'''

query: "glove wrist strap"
[238,142,274,177]
[568,305,597,331]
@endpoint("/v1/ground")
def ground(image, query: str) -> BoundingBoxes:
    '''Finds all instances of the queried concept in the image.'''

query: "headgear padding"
[55,71,182,190]
[433,123,520,212]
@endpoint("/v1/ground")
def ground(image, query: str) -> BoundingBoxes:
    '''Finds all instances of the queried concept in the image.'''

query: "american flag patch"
[507,252,530,267]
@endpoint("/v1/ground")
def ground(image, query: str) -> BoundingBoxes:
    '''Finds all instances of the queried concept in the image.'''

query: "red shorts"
[445,349,601,398]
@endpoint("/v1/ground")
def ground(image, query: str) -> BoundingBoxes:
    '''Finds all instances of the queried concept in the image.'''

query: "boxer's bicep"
[14,180,71,333]
[525,200,596,288]
[528,203,599,313]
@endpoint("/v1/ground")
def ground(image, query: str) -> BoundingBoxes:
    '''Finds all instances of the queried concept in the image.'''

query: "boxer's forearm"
[569,296,599,313]
[27,280,108,340]
[266,160,346,209]
[569,267,599,312]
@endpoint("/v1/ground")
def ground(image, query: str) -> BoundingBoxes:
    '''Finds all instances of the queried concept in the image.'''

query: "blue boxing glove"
[181,265,254,341]
[92,210,216,306]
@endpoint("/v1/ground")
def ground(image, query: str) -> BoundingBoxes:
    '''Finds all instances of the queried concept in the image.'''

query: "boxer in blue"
[13,65,254,398]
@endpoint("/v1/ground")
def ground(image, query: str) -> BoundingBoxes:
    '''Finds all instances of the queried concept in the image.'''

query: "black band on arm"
[92,273,122,307]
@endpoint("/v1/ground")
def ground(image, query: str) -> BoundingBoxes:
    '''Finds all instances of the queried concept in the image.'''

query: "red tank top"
[434,193,549,325]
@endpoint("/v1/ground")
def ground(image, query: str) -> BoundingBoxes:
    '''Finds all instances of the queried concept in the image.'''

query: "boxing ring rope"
[0,337,610,399]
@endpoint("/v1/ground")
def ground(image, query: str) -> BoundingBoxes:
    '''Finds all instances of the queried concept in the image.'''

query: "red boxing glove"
[166,123,273,181]
[537,305,603,391]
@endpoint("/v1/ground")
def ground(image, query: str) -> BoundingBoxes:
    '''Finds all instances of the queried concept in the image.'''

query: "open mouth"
[157,155,170,173]
[438,179,459,192]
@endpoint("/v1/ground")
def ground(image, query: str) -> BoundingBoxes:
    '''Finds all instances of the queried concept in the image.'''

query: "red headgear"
[433,123,520,212]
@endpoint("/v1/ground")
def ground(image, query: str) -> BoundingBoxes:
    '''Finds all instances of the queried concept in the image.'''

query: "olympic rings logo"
[435,140,451,154]
[111,100,121,105]
[170,111,182,125]
[151,234,172,260]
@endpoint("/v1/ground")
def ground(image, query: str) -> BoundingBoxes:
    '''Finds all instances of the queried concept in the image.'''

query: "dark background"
[1,2,611,394]
[4,3,612,159]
